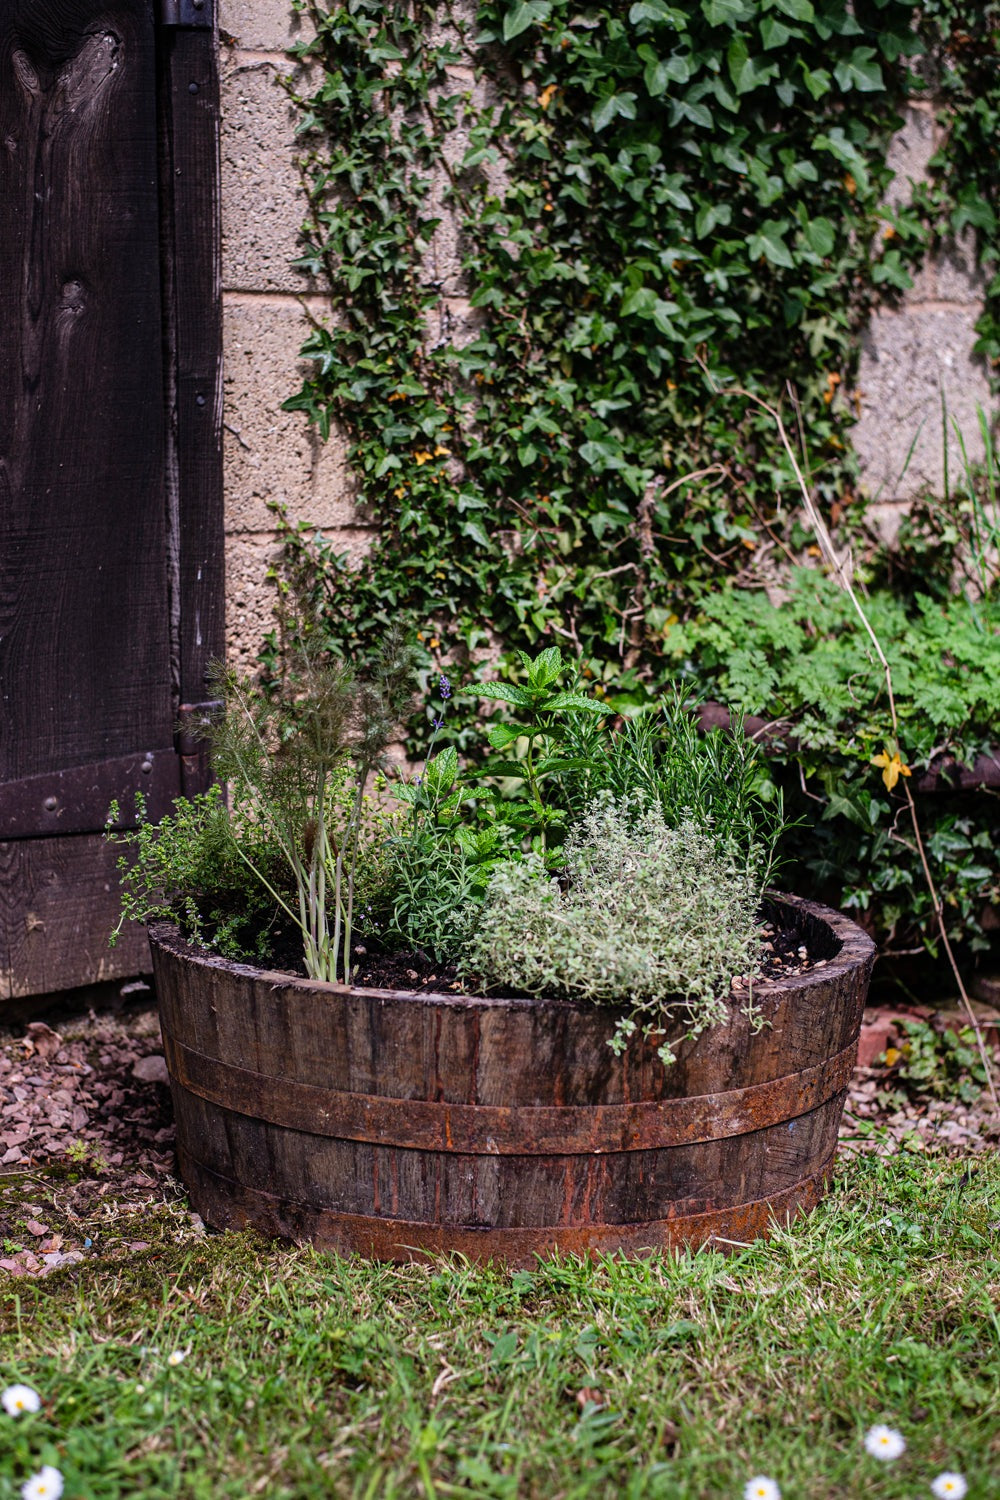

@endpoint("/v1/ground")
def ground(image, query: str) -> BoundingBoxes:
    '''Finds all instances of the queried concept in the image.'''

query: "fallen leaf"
[25,1022,62,1061]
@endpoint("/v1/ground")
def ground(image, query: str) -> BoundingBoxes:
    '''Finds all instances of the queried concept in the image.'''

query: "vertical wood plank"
[157,21,225,794]
[0,0,174,997]
[0,1,173,781]
[0,834,150,1000]
[0,3,224,1001]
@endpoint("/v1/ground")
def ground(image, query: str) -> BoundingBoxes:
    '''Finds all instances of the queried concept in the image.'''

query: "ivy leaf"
[579,436,625,470]
[760,16,793,49]
[629,0,688,22]
[592,91,638,131]
[872,250,914,290]
[747,221,795,269]
[695,202,732,237]
[460,518,491,548]
[641,51,691,96]
[801,65,831,100]
[502,0,550,42]
[670,96,713,128]
[727,38,778,94]
[824,791,874,831]
[879,30,924,61]
[771,0,814,19]
[701,0,753,24]
[833,47,884,93]
[803,216,835,256]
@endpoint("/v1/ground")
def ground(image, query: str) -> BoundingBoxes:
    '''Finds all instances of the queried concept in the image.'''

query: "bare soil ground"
[1,994,997,1279]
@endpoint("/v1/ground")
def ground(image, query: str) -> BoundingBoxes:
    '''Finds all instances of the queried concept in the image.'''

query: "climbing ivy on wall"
[916,2,1000,372]
[280,0,994,721]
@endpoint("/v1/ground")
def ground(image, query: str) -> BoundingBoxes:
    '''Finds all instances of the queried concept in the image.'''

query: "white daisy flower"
[743,1478,781,1500]
[1,1385,41,1416]
[21,1466,63,1500]
[864,1424,906,1461]
[166,1349,186,1367]
[931,1475,968,1499]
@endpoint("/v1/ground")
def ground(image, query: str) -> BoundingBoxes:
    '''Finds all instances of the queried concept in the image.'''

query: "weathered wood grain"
[0,0,172,782]
[157,22,224,791]
[0,3,223,1000]
[150,893,876,1264]
[0,832,149,999]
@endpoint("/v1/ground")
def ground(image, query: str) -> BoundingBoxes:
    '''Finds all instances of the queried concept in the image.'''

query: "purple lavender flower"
[433,716,444,730]
[439,673,452,700]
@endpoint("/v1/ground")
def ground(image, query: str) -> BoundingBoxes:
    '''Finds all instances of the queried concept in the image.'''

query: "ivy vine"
[279,1,971,702]
[916,1,1000,372]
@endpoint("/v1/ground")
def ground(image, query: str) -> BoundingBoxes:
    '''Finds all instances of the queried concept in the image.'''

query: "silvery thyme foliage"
[464,796,763,1061]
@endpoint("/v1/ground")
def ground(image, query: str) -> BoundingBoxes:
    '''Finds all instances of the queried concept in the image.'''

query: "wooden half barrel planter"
[148,892,875,1266]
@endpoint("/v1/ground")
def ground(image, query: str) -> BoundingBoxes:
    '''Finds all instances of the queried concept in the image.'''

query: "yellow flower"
[871,750,912,791]
[413,450,433,465]
[538,84,557,110]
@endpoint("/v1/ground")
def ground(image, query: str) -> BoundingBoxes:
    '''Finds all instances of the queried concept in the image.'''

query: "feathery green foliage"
[107,785,288,961]
[205,633,415,983]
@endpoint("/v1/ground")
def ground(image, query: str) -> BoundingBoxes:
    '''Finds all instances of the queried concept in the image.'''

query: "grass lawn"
[1,1148,997,1499]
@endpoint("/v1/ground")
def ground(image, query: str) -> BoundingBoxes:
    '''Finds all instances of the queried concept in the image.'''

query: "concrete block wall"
[217,1,480,667]
[854,101,995,539]
[216,12,995,659]
[218,0,372,667]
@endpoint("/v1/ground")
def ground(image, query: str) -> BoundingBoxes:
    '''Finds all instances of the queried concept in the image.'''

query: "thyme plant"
[464,796,764,1062]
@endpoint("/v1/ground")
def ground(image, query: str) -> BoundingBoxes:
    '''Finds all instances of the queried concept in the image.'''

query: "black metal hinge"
[159,0,214,28]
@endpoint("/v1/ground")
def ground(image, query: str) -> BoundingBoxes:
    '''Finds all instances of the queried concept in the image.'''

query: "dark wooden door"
[0,0,222,1001]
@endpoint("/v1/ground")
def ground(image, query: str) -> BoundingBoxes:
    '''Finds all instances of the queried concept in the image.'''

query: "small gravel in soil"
[1,984,996,1279]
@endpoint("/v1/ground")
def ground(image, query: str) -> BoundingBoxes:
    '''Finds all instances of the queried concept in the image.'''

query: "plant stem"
[720,376,998,1113]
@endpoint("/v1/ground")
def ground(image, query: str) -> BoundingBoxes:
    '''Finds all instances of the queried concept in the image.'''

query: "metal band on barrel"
[177,1146,832,1260]
[163,1029,855,1155]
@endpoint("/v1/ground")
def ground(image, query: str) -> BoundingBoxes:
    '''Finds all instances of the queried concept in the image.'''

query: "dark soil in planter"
[209,913,821,997]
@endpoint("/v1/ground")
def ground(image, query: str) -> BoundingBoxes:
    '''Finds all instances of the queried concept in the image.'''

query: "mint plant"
[468,645,609,855]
